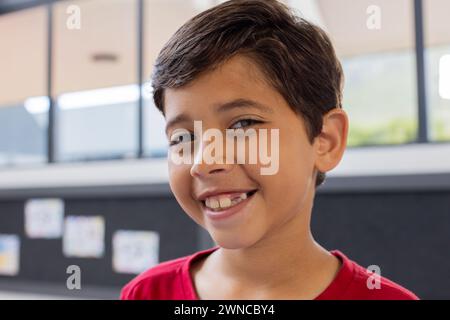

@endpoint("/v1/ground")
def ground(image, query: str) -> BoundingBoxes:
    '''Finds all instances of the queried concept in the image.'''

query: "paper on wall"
[25,198,64,239]
[63,216,105,258]
[112,230,159,274]
[0,234,20,276]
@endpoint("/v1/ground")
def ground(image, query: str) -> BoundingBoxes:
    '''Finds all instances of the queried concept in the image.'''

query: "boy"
[121,0,418,300]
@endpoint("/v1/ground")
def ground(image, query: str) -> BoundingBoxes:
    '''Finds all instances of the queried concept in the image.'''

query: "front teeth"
[219,197,231,208]
[205,193,248,211]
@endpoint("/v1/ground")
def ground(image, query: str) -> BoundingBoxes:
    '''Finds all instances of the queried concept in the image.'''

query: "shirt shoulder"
[120,247,218,300]
[332,251,419,300]
[120,255,188,300]
[348,261,419,300]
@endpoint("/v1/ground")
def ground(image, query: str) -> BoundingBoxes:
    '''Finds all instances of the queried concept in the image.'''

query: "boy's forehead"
[164,55,272,114]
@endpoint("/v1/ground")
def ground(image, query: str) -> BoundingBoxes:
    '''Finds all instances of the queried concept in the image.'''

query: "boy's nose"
[190,160,234,178]
[189,139,234,178]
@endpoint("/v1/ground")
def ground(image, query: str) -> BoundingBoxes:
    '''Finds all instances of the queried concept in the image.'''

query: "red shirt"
[120,247,419,300]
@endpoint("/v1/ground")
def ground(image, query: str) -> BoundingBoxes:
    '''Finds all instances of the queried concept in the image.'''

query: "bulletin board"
[0,194,200,294]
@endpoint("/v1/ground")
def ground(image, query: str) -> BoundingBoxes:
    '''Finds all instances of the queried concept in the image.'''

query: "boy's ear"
[313,108,349,173]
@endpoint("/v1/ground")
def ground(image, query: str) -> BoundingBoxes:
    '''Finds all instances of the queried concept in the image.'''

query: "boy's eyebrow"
[165,114,191,136]
[165,98,273,135]
[214,98,274,114]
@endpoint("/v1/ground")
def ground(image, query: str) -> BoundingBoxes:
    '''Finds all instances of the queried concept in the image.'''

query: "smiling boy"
[121,0,418,300]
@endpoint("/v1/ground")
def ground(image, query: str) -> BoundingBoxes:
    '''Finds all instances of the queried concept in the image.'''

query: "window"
[0,7,48,166]
[52,0,138,161]
[424,0,450,141]
[294,0,418,146]
[0,0,447,170]
[143,0,207,157]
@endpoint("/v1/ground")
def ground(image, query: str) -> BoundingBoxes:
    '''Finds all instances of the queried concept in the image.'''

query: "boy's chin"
[209,230,264,250]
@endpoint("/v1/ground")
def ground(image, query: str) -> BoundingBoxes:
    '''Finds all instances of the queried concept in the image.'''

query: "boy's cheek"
[169,182,205,226]
[168,164,195,205]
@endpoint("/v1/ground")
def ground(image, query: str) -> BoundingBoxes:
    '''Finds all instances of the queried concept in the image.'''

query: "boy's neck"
[217,226,337,297]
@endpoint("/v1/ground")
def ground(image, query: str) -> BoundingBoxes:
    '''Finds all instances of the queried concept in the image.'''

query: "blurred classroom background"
[0,0,449,299]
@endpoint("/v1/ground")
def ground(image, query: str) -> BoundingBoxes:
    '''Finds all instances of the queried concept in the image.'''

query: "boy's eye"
[169,131,195,146]
[229,118,263,129]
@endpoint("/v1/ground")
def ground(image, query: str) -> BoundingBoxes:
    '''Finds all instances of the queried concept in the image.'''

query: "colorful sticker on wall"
[25,198,64,239]
[112,230,159,274]
[63,216,105,258]
[0,234,20,276]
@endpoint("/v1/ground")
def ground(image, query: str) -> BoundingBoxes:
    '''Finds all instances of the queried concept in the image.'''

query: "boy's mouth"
[198,189,258,212]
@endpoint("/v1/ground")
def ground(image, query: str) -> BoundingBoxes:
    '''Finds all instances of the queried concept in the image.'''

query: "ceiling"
[0,5,47,105]
[317,0,415,56]
[0,0,56,15]
[52,0,138,95]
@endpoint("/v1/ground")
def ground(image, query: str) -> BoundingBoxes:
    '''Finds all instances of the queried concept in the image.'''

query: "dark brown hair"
[151,0,344,187]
